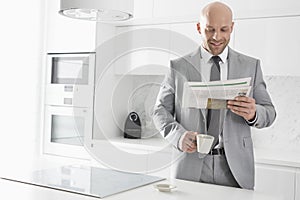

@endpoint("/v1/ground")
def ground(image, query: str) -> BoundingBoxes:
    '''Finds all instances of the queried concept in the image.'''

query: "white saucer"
[153,183,176,192]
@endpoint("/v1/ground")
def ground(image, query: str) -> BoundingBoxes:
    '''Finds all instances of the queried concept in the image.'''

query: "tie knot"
[211,56,221,65]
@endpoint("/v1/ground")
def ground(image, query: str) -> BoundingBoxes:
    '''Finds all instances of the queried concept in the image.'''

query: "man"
[153,2,276,189]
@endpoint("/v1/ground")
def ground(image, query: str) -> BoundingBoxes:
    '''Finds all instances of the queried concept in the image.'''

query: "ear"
[197,23,201,34]
[230,22,235,33]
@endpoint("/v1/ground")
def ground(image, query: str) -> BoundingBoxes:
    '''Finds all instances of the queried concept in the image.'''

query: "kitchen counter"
[0,152,286,200]
[0,176,283,200]
[109,136,300,168]
[0,136,299,200]
[1,143,299,200]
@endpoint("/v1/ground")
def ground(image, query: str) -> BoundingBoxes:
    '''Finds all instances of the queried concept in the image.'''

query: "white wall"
[0,0,45,171]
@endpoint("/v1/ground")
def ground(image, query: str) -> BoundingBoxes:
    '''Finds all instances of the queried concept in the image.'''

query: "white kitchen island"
[0,174,282,200]
[0,138,297,200]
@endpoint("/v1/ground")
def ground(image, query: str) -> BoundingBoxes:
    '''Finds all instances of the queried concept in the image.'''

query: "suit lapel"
[187,47,202,82]
[228,47,242,80]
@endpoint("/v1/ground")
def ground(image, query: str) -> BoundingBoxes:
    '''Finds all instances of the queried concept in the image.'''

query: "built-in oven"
[43,52,95,159]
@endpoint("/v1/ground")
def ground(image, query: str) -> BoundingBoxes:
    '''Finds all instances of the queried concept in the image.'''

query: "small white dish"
[154,183,176,192]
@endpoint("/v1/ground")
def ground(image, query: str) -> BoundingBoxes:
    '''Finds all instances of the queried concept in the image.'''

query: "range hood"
[59,0,133,21]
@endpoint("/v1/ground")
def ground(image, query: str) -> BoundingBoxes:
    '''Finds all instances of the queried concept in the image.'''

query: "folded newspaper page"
[182,77,251,109]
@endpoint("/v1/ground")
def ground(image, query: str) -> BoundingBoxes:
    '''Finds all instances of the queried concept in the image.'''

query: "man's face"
[197,15,234,55]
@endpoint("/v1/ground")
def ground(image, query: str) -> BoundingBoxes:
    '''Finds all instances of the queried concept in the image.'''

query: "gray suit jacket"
[152,47,276,189]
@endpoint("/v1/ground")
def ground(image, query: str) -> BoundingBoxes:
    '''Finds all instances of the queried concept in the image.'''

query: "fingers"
[180,131,198,153]
[182,137,196,151]
[227,96,256,121]
[232,96,253,103]
[229,107,255,120]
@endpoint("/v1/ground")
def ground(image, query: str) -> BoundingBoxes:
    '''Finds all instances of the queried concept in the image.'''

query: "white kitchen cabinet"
[112,22,204,75]
[45,0,96,53]
[170,23,201,45]
[223,0,300,19]
[147,150,173,178]
[153,0,209,20]
[132,0,153,19]
[153,0,300,21]
[169,23,201,60]
[234,16,300,76]
[255,163,296,200]
[296,169,300,200]
[113,24,171,75]
[115,138,173,176]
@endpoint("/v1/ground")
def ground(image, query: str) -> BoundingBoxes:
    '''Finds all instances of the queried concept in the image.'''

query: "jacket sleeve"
[152,60,187,148]
[251,59,276,128]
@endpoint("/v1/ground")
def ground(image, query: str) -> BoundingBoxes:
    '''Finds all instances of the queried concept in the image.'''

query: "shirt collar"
[200,45,228,64]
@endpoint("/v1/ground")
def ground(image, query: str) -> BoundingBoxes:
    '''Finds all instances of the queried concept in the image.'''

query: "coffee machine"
[124,112,141,139]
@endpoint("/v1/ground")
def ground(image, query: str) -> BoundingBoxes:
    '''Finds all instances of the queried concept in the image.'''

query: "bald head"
[197,1,234,55]
[200,2,233,24]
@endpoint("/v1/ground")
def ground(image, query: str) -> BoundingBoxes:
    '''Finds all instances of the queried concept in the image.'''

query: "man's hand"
[227,96,256,121]
[178,131,198,153]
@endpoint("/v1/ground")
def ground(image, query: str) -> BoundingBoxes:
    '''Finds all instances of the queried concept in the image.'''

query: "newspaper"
[182,77,251,109]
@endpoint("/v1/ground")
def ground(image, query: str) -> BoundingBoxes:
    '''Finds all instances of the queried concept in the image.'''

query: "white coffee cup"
[196,134,215,154]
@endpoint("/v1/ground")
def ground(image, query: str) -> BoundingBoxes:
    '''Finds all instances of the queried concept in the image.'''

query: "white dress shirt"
[200,45,228,82]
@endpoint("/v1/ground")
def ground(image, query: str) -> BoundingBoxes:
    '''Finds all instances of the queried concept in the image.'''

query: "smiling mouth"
[210,42,223,47]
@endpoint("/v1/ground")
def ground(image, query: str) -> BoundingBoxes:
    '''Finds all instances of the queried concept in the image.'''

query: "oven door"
[43,105,92,159]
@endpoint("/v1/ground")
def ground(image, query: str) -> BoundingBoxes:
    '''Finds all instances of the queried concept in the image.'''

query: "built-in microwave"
[45,52,95,107]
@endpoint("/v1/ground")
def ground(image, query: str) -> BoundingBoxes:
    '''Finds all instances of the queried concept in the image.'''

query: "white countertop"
[0,137,297,200]
[0,177,284,200]
[106,178,284,200]
[0,134,299,200]
[0,149,288,200]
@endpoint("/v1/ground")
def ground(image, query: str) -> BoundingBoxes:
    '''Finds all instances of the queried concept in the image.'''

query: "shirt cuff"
[246,112,257,126]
